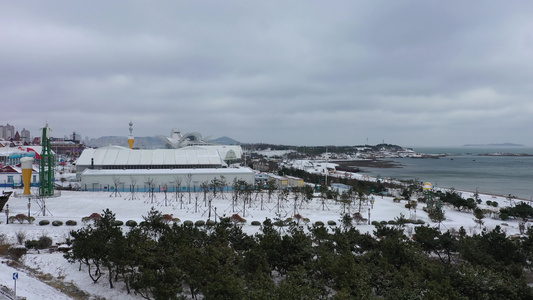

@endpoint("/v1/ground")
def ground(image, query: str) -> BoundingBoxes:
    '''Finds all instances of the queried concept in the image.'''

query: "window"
[7,176,13,183]
[33,175,37,182]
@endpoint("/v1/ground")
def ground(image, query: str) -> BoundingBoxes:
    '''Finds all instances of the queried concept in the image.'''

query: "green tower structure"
[39,124,55,196]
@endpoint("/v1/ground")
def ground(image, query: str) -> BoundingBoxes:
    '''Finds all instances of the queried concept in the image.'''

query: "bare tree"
[266,178,277,204]
[144,177,157,204]
[110,176,122,197]
[199,181,210,214]
[276,188,289,215]
[174,176,186,209]
[125,176,139,200]
[185,174,193,204]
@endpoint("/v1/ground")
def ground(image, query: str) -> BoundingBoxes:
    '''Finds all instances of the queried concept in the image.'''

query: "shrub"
[0,234,7,245]
[38,236,53,249]
[112,220,124,226]
[8,246,27,260]
[15,214,27,224]
[172,217,181,223]
[230,214,246,224]
[52,220,63,226]
[125,220,137,227]
[380,220,388,225]
[65,220,77,226]
[27,216,35,224]
[500,213,509,221]
[251,221,261,226]
[491,201,498,207]
[8,216,15,224]
[273,220,285,227]
[314,221,325,227]
[327,220,337,226]
[206,220,216,226]
[25,240,39,249]
[39,220,50,226]
[183,220,194,226]
[194,220,205,227]
[371,221,380,226]
[84,213,101,224]
[24,236,53,250]
[89,212,101,219]
[162,214,174,223]
[486,200,493,206]
[15,230,26,245]
[388,220,397,225]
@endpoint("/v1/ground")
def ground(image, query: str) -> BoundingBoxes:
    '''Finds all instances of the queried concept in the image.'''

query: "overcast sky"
[2,1,533,147]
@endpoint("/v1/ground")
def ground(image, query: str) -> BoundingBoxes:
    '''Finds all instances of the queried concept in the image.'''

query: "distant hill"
[209,136,241,145]
[463,143,525,147]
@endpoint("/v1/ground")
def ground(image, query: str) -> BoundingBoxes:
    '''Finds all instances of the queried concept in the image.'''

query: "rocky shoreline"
[332,159,403,172]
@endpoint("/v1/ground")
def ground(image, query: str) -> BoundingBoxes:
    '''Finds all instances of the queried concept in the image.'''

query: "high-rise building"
[0,124,15,139]
[21,128,31,143]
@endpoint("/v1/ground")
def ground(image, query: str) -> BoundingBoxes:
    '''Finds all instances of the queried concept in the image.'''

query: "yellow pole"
[128,137,134,149]
[20,157,34,195]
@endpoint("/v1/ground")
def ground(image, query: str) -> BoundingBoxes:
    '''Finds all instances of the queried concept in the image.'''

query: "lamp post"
[5,204,9,224]
[28,198,31,218]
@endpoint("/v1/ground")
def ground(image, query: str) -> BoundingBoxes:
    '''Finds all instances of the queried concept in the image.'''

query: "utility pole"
[325,146,328,188]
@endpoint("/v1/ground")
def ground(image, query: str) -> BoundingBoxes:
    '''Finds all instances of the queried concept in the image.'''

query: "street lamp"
[5,204,9,224]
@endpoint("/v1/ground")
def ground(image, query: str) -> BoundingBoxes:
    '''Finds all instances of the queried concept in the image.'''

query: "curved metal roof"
[76,146,225,168]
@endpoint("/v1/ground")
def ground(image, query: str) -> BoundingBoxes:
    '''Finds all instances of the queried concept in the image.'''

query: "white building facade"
[76,145,252,192]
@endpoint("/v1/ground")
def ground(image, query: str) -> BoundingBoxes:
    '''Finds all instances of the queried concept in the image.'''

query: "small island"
[478,152,533,157]
[463,143,525,147]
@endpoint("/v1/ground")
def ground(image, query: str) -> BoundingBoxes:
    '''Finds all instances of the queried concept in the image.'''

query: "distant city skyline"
[2,122,531,149]
[2,1,533,147]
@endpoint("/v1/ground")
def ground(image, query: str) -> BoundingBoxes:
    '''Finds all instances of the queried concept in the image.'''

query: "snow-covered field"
[0,184,525,299]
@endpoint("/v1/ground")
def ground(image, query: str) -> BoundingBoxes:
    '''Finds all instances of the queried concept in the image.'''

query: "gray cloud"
[2,1,533,147]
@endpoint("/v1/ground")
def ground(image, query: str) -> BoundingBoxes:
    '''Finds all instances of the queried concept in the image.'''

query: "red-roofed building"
[0,163,40,188]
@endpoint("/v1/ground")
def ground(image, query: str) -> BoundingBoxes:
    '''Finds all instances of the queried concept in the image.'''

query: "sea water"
[362,147,533,200]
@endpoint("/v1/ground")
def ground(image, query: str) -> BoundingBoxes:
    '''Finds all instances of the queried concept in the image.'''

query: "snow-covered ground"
[0,181,526,299]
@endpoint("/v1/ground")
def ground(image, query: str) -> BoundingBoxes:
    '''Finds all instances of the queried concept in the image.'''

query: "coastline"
[351,155,533,201]
[332,159,403,171]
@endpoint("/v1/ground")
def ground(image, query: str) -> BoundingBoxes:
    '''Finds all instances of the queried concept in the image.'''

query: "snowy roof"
[268,174,287,180]
[81,167,254,177]
[0,146,45,158]
[76,146,226,167]
[0,164,39,173]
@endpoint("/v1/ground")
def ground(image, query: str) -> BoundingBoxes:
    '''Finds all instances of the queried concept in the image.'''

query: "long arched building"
[76,145,252,192]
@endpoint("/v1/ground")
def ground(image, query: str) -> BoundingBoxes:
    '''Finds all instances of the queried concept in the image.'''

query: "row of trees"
[66,208,533,300]
[279,166,395,194]
[124,172,382,221]
[426,189,533,223]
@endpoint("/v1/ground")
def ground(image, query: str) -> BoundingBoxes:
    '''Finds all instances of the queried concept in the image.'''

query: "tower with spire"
[128,121,134,149]
[39,123,54,196]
